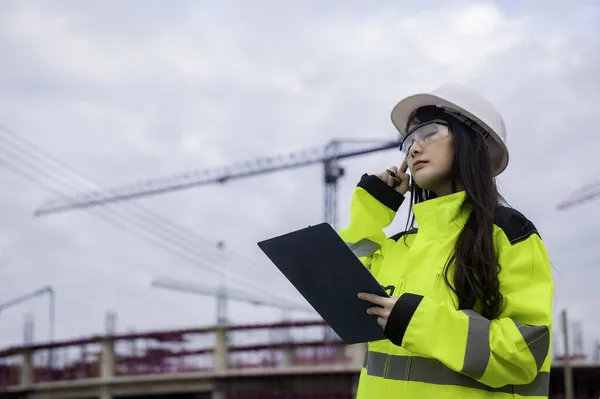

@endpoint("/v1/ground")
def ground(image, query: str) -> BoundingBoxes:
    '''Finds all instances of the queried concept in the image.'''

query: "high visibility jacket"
[338,174,554,399]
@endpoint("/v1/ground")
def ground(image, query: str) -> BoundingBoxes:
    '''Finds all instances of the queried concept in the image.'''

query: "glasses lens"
[400,123,449,154]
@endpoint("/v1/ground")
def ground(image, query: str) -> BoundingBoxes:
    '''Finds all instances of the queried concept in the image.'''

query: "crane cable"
[0,139,302,307]
[0,127,307,308]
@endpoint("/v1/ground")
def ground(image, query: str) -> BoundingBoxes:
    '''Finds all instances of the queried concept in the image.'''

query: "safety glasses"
[399,120,451,156]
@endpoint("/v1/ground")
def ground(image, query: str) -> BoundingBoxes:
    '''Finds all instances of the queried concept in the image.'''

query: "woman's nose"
[409,140,423,157]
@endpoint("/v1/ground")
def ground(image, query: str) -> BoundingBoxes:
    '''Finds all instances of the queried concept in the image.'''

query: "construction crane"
[0,286,55,343]
[151,275,314,323]
[34,138,401,228]
[557,181,600,210]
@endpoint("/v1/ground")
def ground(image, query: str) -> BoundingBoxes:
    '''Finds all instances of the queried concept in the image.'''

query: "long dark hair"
[404,107,506,320]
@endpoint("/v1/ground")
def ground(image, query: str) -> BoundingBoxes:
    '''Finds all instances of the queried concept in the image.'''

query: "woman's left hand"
[357,292,399,329]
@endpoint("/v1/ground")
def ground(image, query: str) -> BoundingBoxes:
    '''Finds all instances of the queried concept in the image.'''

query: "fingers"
[379,169,395,187]
[399,161,408,173]
[359,293,395,329]
[357,292,388,306]
[385,167,402,185]
[388,164,408,182]
[377,165,409,193]
[386,172,395,187]
[366,306,390,318]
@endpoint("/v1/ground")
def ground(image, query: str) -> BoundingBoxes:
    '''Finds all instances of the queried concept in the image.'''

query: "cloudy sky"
[1,0,599,358]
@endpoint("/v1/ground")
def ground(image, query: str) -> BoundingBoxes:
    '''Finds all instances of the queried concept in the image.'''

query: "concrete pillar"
[100,386,112,399]
[348,343,367,367]
[280,345,294,368]
[100,338,115,379]
[99,338,115,399]
[20,350,33,388]
[351,373,360,398]
[212,386,226,399]
[214,327,228,372]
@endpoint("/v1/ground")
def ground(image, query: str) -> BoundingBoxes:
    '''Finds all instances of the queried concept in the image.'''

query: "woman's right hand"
[376,161,411,195]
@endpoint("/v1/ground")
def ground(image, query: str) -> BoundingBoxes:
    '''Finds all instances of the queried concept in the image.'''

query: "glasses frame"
[399,119,451,157]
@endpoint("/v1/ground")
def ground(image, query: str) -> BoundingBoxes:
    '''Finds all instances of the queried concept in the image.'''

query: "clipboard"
[257,222,390,344]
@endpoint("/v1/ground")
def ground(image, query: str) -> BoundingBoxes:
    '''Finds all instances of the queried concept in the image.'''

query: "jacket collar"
[412,191,470,235]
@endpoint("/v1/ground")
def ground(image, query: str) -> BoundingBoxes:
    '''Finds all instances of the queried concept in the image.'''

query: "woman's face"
[405,122,455,194]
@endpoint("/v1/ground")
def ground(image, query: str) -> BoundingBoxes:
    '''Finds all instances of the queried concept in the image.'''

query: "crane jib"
[34,139,401,227]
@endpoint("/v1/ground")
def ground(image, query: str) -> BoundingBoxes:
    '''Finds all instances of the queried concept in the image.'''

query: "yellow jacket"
[339,174,554,399]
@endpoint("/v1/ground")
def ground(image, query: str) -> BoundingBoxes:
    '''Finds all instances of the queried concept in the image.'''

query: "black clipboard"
[257,222,390,344]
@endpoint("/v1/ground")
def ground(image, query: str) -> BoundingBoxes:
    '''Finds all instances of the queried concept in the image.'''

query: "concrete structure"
[0,320,364,399]
[1,319,599,399]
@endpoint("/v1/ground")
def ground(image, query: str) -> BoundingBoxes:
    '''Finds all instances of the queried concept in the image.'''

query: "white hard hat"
[390,83,509,176]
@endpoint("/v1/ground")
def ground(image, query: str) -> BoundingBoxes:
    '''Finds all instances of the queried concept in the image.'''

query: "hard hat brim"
[390,93,509,176]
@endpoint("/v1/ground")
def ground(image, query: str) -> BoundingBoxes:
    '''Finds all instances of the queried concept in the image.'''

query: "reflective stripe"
[514,321,550,371]
[460,311,550,379]
[363,351,549,397]
[346,239,380,258]
[461,310,491,379]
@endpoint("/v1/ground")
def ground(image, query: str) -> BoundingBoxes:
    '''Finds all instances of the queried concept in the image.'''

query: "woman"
[339,84,553,398]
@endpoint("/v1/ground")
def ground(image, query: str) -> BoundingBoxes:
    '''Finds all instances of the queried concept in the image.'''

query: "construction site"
[0,318,597,399]
[2,127,600,399]
[1,3,599,398]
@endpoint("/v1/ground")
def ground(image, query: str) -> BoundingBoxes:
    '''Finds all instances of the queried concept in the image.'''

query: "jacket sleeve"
[337,173,404,277]
[383,219,554,388]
